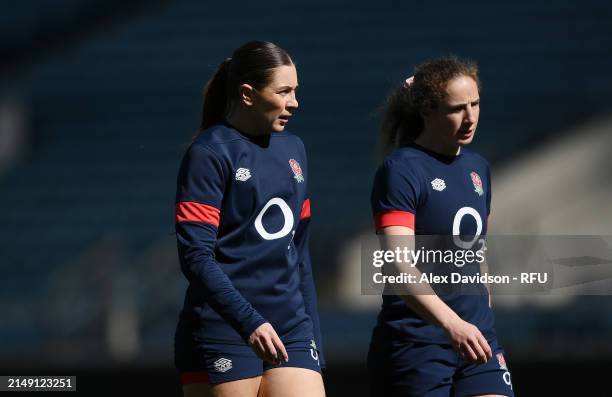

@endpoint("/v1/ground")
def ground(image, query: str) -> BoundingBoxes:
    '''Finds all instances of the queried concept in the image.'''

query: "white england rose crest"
[470,171,484,196]
[289,159,304,183]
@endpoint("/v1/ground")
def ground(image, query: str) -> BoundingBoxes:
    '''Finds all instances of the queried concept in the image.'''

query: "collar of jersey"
[408,142,463,164]
[222,120,279,147]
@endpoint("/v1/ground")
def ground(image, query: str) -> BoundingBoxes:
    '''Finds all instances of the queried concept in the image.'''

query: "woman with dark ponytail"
[199,58,232,131]
[368,56,514,396]
[174,41,325,397]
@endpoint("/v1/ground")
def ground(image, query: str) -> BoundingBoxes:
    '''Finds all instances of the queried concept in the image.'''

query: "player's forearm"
[379,227,461,331]
[399,293,461,331]
[182,255,267,339]
[388,260,460,330]
[177,226,266,340]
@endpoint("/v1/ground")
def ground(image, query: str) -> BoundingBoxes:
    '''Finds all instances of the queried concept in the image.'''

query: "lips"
[278,115,291,125]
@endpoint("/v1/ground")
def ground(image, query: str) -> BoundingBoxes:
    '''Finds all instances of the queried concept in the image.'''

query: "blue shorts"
[368,332,514,397]
[176,338,322,385]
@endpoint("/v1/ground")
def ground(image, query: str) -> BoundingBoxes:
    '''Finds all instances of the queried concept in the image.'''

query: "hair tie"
[403,76,415,89]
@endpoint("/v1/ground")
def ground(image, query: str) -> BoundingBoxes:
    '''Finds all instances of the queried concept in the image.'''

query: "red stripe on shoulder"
[176,202,220,227]
[300,198,311,220]
[180,372,209,384]
[374,210,415,230]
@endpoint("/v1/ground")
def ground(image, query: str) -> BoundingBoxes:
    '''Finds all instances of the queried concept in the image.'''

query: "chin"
[271,121,286,132]
[457,135,475,145]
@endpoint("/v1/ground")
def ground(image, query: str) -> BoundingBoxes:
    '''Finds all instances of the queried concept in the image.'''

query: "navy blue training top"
[175,123,324,366]
[371,143,495,344]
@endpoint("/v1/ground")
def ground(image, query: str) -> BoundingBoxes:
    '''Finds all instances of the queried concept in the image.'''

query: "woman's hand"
[443,316,492,364]
[247,323,289,365]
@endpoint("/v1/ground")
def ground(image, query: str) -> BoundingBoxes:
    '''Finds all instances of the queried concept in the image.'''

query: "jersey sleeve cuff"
[176,201,221,227]
[300,198,311,220]
[374,210,415,230]
[239,315,268,341]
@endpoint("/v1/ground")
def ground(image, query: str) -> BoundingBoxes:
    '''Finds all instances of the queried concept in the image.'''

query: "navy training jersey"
[175,123,324,366]
[371,143,495,344]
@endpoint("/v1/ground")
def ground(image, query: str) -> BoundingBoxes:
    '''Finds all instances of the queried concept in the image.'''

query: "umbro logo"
[214,357,232,373]
[431,178,446,192]
[235,168,251,182]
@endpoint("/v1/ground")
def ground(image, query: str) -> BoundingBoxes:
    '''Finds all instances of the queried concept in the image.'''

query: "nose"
[465,104,476,124]
[287,92,298,110]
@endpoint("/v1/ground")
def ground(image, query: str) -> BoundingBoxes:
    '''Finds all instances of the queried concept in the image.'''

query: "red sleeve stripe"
[300,198,311,220]
[374,210,415,230]
[176,202,220,226]
[180,372,209,384]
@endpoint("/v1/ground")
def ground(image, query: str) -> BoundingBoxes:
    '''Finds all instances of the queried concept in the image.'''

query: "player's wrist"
[439,311,461,334]
[242,317,268,342]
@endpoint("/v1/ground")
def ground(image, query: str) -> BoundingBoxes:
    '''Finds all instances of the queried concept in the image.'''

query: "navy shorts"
[176,338,322,385]
[368,332,514,397]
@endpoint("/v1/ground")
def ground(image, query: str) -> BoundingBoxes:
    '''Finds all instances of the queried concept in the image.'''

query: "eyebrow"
[276,84,298,90]
[448,98,480,107]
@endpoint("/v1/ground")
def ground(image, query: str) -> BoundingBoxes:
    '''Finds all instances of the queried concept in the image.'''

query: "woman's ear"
[239,84,255,106]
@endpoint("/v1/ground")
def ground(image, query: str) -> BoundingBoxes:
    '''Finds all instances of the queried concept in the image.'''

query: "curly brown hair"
[379,56,480,157]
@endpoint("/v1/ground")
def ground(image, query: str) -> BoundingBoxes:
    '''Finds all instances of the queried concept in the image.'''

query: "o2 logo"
[452,206,483,250]
[309,339,320,365]
[503,371,512,390]
[254,197,294,240]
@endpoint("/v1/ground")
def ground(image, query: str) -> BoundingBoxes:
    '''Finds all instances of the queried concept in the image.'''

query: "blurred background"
[1,0,612,395]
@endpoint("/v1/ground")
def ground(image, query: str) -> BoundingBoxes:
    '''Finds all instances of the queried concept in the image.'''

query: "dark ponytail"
[200,58,231,131]
[198,41,293,133]
[379,84,423,157]
[378,55,480,157]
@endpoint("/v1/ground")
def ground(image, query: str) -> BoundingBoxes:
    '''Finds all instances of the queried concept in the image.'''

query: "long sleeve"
[175,144,266,341]
[294,198,326,368]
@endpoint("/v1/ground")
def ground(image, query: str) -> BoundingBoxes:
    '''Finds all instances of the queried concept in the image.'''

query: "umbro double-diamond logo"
[214,357,232,373]
[431,178,446,192]
[235,168,251,182]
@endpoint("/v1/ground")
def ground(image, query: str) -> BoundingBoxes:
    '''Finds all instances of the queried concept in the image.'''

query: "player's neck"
[414,131,461,157]
[226,110,268,137]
